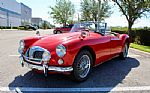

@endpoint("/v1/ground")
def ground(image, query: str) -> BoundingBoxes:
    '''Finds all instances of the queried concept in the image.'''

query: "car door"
[89,23,111,65]
[110,34,122,57]
[94,35,111,65]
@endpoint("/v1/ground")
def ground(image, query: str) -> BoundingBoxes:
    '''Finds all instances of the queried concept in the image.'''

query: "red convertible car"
[18,22,129,82]
[53,24,74,34]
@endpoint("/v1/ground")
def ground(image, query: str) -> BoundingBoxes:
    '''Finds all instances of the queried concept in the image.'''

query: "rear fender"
[119,34,130,51]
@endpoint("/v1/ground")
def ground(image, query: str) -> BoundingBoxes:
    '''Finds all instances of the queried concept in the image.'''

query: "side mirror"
[36,31,40,36]
[79,31,88,40]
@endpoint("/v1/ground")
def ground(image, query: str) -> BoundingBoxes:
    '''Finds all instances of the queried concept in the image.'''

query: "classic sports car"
[53,24,74,34]
[18,22,129,82]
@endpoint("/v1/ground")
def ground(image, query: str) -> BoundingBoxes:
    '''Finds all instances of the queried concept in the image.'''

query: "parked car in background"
[53,24,74,34]
[18,22,130,82]
[25,25,38,30]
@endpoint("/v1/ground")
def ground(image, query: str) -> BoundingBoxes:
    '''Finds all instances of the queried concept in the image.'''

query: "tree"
[112,0,150,40]
[67,20,75,25]
[49,0,75,26]
[80,0,112,22]
[41,21,49,29]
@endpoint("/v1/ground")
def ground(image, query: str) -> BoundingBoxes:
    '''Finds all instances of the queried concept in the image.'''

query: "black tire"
[71,50,93,82]
[119,42,129,60]
[56,30,61,34]
[53,30,57,34]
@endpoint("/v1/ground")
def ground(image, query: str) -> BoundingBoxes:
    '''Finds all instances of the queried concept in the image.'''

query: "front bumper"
[20,56,73,73]
[23,61,73,72]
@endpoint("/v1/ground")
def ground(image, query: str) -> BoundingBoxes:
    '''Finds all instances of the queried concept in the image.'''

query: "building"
[21,3,32,26]
[31,18,52,29]
[0,0,31,27]
[0,0,21,26]
[31,18,43,28]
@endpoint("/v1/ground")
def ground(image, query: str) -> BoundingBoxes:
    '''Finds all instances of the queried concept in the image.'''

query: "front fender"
[22,36,43,54]
[62,38,95,66]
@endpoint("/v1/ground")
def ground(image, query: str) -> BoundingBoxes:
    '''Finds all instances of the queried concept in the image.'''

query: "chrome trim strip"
[23,61,73,72]
[23,55,42,65]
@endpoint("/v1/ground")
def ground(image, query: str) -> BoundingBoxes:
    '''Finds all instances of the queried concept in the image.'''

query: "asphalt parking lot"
[0,29,150,93]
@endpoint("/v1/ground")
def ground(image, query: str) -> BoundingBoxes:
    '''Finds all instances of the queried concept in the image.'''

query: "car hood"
[31,32,81,51]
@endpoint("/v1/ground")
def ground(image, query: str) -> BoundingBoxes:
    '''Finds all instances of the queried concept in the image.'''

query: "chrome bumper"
[23,61,73,72]
[20,56,73,72]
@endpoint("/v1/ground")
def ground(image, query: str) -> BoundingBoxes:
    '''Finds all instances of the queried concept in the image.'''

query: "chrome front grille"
[33,51,44,59]
[25,46,46,63]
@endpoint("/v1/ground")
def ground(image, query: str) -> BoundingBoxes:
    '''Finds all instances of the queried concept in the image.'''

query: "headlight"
[18,40,25,54]
[56,44,66,58]
[42,51,51,62]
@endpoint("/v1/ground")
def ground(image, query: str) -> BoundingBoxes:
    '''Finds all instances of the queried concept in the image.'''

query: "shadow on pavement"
[8,57,140,92]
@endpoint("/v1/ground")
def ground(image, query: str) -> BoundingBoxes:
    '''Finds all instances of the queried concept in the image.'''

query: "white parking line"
[130,48,150,55]
[128,54,140,57]
[0,86,150,92]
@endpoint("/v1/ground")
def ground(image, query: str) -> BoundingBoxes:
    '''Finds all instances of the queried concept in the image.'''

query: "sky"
[16,0,150,27]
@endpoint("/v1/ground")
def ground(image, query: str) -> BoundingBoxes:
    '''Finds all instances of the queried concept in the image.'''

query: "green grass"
[130,43,150,53]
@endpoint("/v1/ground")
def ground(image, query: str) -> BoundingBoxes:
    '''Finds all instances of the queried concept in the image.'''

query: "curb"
[130,48,150,55]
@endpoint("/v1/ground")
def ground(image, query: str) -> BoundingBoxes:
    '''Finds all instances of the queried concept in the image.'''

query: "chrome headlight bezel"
[42,51,51,62]
[56,44,66,58]
[18,40,25,54]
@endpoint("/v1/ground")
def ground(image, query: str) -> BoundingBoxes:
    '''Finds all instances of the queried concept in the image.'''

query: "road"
[0,29,150,93]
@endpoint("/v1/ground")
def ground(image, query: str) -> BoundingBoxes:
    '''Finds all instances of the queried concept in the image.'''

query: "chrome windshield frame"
[70,21,107,35]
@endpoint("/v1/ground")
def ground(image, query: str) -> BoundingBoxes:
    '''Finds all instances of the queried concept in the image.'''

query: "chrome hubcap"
[123,44,128,57]
[77,55,91,78]
[57,31,61,34]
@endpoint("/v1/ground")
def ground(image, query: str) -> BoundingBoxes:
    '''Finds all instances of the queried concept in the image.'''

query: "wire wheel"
[71,50,93,82]
[77,55,91,78]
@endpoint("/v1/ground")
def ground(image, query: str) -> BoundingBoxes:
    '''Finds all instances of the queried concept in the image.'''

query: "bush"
[134,29,150,46]
[111,27,150,46]
[7,27,11,29]
[18,26,26,30]
[0,26,27,30]
[12,27,19,29]
[0,26,12,29]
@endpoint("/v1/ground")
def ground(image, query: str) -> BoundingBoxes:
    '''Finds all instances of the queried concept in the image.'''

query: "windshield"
[70,22,107,34]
